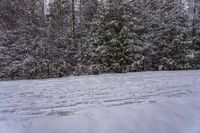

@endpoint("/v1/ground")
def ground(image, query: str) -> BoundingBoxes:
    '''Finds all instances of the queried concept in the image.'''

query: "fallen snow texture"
[0,70,200,133]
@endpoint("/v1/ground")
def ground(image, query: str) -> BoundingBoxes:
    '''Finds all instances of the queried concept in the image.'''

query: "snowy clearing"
[0,70,200,133]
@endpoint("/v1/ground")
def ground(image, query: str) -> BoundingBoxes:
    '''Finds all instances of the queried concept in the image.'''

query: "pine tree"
[79,0,144,73]
[191,0,200,68]
[0,0,47,79]
[141,0,190,70]
[46,0,74,77]
[76,0,98,61]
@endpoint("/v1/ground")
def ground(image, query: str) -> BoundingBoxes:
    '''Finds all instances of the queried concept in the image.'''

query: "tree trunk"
[79,0,83,59]
[72,0,76,45]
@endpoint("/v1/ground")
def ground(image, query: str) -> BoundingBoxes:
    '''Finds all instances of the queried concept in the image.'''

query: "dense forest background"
[0,0,199,80]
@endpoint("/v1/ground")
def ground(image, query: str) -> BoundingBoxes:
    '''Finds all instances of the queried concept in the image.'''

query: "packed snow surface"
[0,70,200,133]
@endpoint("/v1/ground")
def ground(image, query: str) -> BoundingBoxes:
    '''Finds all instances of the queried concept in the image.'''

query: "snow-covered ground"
[0,70,200,133]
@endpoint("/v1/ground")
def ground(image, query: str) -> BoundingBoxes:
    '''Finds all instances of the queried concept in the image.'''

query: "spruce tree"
[0,0,47,79]
[81,0,143,73]
[46,0,74,77]
[142,0,190,70]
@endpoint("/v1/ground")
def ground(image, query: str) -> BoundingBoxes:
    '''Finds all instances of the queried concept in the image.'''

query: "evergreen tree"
[0,0,47,79]
[141,0,190,70]
[79,0,144,74]
[46,0,74,77]
[190,0,200,68]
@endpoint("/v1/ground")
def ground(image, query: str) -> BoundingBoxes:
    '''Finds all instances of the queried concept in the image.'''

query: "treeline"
[0,0,199,80]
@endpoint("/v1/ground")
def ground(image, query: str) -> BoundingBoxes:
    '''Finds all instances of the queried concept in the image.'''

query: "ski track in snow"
[0,70,199,122]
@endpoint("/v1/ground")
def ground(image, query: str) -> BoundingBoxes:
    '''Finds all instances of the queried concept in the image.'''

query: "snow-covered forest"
[0,0,200,80]
[1,1,200,132]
